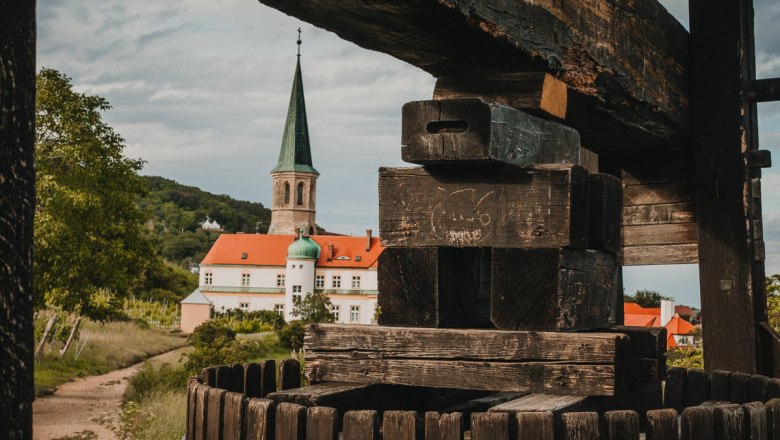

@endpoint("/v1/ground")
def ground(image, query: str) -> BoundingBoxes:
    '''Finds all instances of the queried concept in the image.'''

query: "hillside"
[138,176,272,268]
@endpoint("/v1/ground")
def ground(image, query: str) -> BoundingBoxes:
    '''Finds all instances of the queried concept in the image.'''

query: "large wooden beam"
[0,0,36,438]
[256,0,690,153]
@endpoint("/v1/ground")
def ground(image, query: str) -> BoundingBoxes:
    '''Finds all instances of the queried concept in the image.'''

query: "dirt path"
[33,348,187,440]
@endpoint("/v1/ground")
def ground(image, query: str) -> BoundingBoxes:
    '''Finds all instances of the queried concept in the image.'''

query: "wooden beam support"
[255,0,690,154]
[747,78,780,103]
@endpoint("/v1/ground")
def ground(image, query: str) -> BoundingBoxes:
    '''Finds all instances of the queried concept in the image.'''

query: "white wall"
[201,265,282,288]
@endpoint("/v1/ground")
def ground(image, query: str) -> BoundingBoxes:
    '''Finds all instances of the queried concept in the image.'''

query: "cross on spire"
[297,28,302,56]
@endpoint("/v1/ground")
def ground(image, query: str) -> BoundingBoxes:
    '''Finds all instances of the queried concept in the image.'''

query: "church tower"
[268,31,319,235]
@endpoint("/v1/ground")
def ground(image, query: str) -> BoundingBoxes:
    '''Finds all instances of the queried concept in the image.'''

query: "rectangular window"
[276,274,285,287]
[352,276,361,289]
[239,302,249,311]
[332,276,341,288]
[293,294,302,304]
[292,285,302,293]
[350,306,360,323]
[332,305,340,321]
[241,273,250,286]
[315,275,324,288]
[204,272,212,285]
[274,304,284,316]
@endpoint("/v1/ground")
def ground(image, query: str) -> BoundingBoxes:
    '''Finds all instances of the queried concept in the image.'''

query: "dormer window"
[336,256,351,261]
[355,256,362,262]
[241,253,248,260]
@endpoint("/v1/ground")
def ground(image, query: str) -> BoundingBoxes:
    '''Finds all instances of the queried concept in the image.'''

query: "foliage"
[277,320,306,352]
[291,292,335,324]
[767,274,780,297]
[130,258,198,302]
[182,320,278,372]
[667,346,704,369]
[623,289,671,308]
[122,299,180,329]
[92,401,156,440]
[34,68,152,320]
[125,362,190,402]
[213,308,286,331]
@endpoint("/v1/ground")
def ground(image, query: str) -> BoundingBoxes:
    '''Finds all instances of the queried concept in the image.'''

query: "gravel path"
[33,348,187,440]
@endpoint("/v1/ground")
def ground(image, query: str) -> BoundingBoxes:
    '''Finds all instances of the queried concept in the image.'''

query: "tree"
[291,292,335,324]
[767,274,780,297]
[34,68,152,320]
[624,289,671,308]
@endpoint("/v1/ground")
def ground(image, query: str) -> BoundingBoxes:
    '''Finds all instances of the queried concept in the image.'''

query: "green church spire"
[272,29,318,175]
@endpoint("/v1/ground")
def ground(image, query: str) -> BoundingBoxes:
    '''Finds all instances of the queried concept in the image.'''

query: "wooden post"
[262,360,277,397]
[471,412,511,440]
[664,367,687,412]
[690,0,766,374]
[713,404,745,439]
[424,412,463,440]
[216,365,232,389]
[245,398,275,440]
[765,399,780,440]
[280,359,301,390]
[222,391,247,440]
[750,375,770,403]
[687,369,711,407]
[731,372,751,404]
[206,387,227,440]
[681,406,714,440]
[603,411,639,440]
[59,316,82,357]
[645,409,679,440]
[230,364,246,393]
[382,411,419,440]
[743,402,767,440]
[560,412,599,440]
[276,402,306,440]
[194,385,209,440]
[515,412,554,440]
[343,410,379,440]
[712,371,732,402]
[305,407,337,440]
[34,315,58,359]
[245,363,263,398]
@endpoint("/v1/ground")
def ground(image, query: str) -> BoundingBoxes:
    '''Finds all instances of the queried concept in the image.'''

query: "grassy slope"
[35,319,187,396]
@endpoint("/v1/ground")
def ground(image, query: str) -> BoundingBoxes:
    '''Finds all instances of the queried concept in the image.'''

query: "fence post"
[425,412,463,440]
[604,410,639,440]
[665,367,687,411]
[645,408,678,440]
[383,411,419,440]
[765,399,780,440]
[471,412,511,440]
[713,404,745,439]
[743,402,767,440]
[276,402,306,440]
[687,369,711,407]
[681,407,713,440]
[280,358,302,390]
[306,406,338,440]
[245,363,263,398]
[343,410,379,440]
[560,412,599,440]
[751,375,771,403]
[194,385,209,440]
[216,365,232,390]
[245,398,275,440]
[262,360,277,397]
[515,411,553,440]
[187,379,198,440]
[230,364,245,393]
[206,387,227,440]
[731,372,751,404]
[222,391,247,440]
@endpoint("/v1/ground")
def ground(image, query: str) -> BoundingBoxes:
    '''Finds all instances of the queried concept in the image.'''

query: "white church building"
[180,37,382,333]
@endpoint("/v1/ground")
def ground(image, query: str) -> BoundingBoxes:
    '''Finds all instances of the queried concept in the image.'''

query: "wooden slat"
[731,372,751,404]
[664,367,687,412]
[645,409,678,440]
[187,379,198,440]
[743,402,767,440]
[245,363,263,398]
[515,412,554,440]
[276,402,306,440]
[623,182,693,206]
[306,407,337,440]
[713,404,745,439]
[255,0,690,154]
[622,223,697,246]
[604,411,639,440]
[223,391,247,440]
[751,375,770,403]
[402,98,581,166]
[769,379,780,401]
[490,394,593,438]
[206,388,227,440]
[686,369,711,408]
[620,243,698,266]
[245,398,275,440]
[343,410,379,440]
[424,412,463,440]
[280,359,301,391]
[765,399,780,440]
[560,412,599,440]
[230,363,246,393]
[681,406,714,440]
[471,412,511,440]
[216,365,231,389]
[711,370,732,402]
[433,73,568,120]
[194,384,208,440]
[305,324,628,363]
[588,173,622,252]
[378,165,589,249]
[383,411,419,440]
[262,360,277,397]
[623,203,696,226]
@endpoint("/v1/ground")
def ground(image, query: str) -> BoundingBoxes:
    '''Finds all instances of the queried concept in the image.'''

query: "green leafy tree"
[277,320,306,352]
[34,68,152,320]
[767,274,780,297]
[291,292,335,324]
[624,289,671,308]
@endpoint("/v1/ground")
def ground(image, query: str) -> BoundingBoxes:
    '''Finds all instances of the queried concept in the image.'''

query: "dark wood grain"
[206,387,226,440]
[216,365,231,390]
[560,412,599,440]
[713,404,745,439]
[588,173,622,252]
[687,369,711,408]
[343,411,378,440]
[262,360,277,397]
[245,363,262,398]
[680,406,714,440]
[194,385,209,440]
[743,402,767,440]
[383,411,419,440]
[424,412,463,440]
[515,411,554,440]
[433,72,567,120]
[402,98,580,166]
[620,243,699,266]
[305,407,337,440]
[604,411,639,440]
[276,402,306,440]
[379,165,589,249]
[245,398,275,440]
[490,248,618,331]
[731,372,751,404]
[222,391,247,440]
[765,399,780,440]
[230,364,245,393]
[664,367,686,412]
[645,409,678,440]
[280,359,301,391]
[471,412,511,440]
[711,371,732,402]
[751,375,771,403]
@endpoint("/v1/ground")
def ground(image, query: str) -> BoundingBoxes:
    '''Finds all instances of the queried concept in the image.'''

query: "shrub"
[278,320,306,352]
[125,362,190,402]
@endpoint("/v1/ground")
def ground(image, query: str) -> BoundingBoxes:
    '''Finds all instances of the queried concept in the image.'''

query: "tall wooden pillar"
[690,0,766,373]
[0,0,37,438]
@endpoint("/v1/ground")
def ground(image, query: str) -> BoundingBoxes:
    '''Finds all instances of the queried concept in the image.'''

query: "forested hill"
[138,176,272,268]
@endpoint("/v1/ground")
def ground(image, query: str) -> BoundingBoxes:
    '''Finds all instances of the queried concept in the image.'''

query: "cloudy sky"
[38,0,780,307]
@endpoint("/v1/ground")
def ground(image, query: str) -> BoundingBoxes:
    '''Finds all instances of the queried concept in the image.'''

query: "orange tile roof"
[201,234,383,268]
[665,315,696,336]
[624,314,660,327]
[623,302,661,315]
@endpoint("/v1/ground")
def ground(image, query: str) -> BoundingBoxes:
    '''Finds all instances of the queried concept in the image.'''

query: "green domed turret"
[287,236,321,260]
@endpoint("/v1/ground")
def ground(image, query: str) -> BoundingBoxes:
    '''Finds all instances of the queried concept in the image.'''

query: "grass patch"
[35,318,187,396]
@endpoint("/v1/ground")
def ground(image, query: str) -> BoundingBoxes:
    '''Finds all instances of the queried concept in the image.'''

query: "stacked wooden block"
[377,96,623,332]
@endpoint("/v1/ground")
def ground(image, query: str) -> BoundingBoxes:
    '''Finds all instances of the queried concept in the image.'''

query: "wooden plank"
[691,0,764,374]
[681,406,714,440]
[230,363,246,393]
[471,412,511,440]
[618,158,694,186]
[769,380,780,401]
[245,363,263,398]
[343,410,379,440]
[201,367,216,386]
[280,359,301,390]
[588,173,622,252]
[731,372,751,404]
[377,247,492,328]
[245,398,275,440]
[623,182,693,206]
[664,367,687,412]
[433,72,567,120]
[305,355,620,396]
[255,0,690,154]
[743,402,767,440]
[262,360,277,397]
[187,379,198,440]
[216,365,232,389]
[515,412,554,440]
[623,203,696,226]
[438,393,526,417]
[491,248,619,331]
[560,412,599,440]
[766,399,780,440]
[621,243,699,266]
[425,412,463,440]
[383,411,419,440]
[751,375,770,403]
[378,165,590,249]
[401,98,581,165]
[490,394,593,439]
[194,385,209,440]
[622,223,697,246]
[276,402,306,440]
[305,324,629,364]
[687,369,711,408]
[305,407,337,440]
[223,391,247,440]
[711,371,732,402]
[713,404,745,439]
[645,409,679,440]
[604,411,639,440]
[206,387,227,440]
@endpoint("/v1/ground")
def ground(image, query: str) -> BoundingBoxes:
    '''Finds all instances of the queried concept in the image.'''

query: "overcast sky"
[37,0,780,307]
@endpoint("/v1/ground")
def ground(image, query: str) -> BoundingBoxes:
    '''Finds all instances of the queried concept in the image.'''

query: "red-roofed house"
[623,300,698,349]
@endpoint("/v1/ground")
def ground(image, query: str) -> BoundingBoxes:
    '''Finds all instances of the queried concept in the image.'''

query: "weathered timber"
[377,247,491,328]
[342,411,378,440]
[262,360,276,397]
[187,380,198,440]
[245,398,275,440]
[379,165,589,249]
[713,404,745,439]
[215,365,231,389]
[194,385,209,440]
[471,412,512,440]
[680,406,714,440]
[645,409,679,440]
[766,399,780,440]
[280,359,301,390]
[206,387,226,440]
[743,402,768,440]
[588,173,622,252]
[230,363,245,393]
[383,411,419,440]
[255,0,690,154]
[561,412,600,440]
[276,402,307,440]
[490,248,618,331]
[691,0,766,373]
[425,412,463,440]
[401,98,581,166]
[731,372,751,404]
[437,392,525,417]
[433,73,567,120]
[604,411,639,440]
[664,367,687,412]
[591,326,666,384]
[687,369,711,407]
[245,363,262,398]
[751,375,771,403]
[223,391,247,440]
[711,371,732,402]
[306,407,337,440]
[515,412,554,440]
[490,394,593,439]
[0,0,36,436]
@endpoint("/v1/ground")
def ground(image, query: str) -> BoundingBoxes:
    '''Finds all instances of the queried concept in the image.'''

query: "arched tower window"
[297,182,304,206]
[284,182,290,205]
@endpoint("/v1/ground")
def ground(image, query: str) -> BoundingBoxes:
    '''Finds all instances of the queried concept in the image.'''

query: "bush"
[182,320,280,372]
[278,320,306,352]
[125,362,190,402]
[667,346,704,369]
